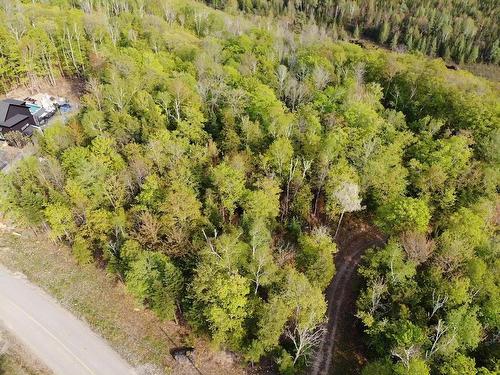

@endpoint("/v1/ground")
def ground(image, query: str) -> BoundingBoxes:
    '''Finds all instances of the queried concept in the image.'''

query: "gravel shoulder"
[0,265,136,375]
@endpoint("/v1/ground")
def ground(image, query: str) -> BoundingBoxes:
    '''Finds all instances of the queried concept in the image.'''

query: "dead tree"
[391,345,419,369]
[426,319,450,359]
[162,4,177,25]
[193,12,208,37]
[369,277,387,314]
[312,66,330,90]
[282,158,299,220]
[276,65,288,99]
[333,182,364,238]
[249,247,272,295]
[429,290,448,319]
[400,231,435,264]
[6,13,26,42]
[286,323,326,365]
[202,229,221,260]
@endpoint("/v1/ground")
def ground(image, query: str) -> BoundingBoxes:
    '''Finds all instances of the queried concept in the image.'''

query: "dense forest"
[0,0,498,374]
[205,0,500,65]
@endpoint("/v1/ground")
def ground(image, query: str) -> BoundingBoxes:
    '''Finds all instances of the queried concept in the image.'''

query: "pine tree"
[467,45,479,63]
[378,21,390,45]
[354,24,360,39]
[489,40,499,64]
[390,31,400,50]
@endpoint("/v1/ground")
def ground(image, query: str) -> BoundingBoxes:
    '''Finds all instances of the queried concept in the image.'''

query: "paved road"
[0,265,136,375]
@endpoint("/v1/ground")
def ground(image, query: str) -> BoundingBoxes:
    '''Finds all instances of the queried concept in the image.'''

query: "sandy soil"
[1,77,84,104]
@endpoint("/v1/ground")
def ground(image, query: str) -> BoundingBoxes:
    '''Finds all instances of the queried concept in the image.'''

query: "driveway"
[0,265,136,375]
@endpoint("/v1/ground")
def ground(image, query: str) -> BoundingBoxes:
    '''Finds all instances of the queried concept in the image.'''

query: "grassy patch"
[0,328,52,375]
[461,63,500,82]
[0,352,47,375]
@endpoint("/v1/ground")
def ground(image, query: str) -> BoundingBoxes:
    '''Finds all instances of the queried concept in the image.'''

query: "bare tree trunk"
[335,210,345,238]
[313,170,327,216]
[282,158,298,220]
[74,23,86,73]
[426,319,447,359]
[65,27,79,73]
[43,48,56,86]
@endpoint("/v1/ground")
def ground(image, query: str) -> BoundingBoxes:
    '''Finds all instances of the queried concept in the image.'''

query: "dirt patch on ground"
[1,76,85,104]
[0,223,246,375]
[311,217,386,375]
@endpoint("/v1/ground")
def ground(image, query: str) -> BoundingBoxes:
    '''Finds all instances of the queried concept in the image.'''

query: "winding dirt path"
[310,221,386,375]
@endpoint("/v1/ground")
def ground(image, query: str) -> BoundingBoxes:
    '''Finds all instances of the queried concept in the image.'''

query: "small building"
[0,99,37,138]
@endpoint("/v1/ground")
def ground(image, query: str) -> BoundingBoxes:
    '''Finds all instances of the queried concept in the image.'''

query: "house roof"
[2,114,29,128]
[0,99,24,120]
[1,99,24,106]
[0,99,29,128]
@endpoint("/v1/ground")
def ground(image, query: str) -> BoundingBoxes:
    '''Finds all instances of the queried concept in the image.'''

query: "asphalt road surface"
[0,265,136,375]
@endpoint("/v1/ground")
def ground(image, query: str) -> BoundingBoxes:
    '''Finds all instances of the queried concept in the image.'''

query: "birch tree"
[333,181,363,237]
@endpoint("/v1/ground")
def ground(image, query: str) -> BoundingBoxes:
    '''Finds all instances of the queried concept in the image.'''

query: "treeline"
[0,0,499,374]
[206,0,500,65]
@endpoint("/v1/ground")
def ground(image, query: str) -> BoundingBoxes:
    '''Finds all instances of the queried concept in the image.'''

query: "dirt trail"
[311,220,386,375]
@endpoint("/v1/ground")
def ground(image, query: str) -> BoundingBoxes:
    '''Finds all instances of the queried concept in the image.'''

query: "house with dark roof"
[0,99,37,138]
